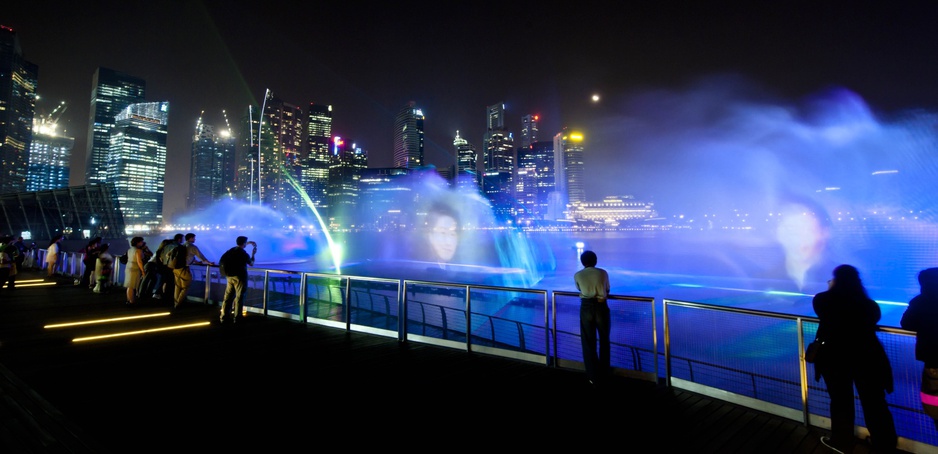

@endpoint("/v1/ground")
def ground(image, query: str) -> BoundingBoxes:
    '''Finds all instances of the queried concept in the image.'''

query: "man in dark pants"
[218,236,255,324]
[574,250,611,386]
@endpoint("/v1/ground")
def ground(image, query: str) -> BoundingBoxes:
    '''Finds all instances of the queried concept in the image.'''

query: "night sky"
[7,1,938,220]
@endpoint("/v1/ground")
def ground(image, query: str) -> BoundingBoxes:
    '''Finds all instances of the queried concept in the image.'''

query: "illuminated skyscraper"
[188,118,236,211]
[553,130,585,218]
[236,105,261,202]
[0,25,38,194]
[27,116,72,192]
[393,101,424,169]
[516,140,554,221]
[453,130,478,191]
[482,103,515,221]
[108,101,168,231]
[257,94,301,217]
[304,103,332,210]
[85,67,146,185]
[520,114,538,149]
[328,137,367,229]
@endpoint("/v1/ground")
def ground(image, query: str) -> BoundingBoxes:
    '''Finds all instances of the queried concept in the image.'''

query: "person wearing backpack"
[171,232,214,310]
[218,236,256,324]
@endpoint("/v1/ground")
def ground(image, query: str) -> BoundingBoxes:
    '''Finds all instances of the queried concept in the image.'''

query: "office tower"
[520,114,538,149]
[85,67,146,185]
[328,136,367,228]
[482,103,515,221]
[108,101,169,231]
[552,130,585,219]
[453,130,478,191]
[304,103,332,210]
[27,114,73,192]
[393,101,424,169]
[0,25,38,194]
[516,140,554,222]
[188,117,236,211]
[255,93,297,216]
[236,105,261,202]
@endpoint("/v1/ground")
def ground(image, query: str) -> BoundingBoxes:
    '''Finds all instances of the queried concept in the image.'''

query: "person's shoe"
[820,436,845,454]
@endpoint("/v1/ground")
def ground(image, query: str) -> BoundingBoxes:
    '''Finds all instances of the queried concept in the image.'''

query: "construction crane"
[33,100,67,136]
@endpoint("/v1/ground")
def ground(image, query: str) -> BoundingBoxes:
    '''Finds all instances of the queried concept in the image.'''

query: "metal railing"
[43,252,938,453]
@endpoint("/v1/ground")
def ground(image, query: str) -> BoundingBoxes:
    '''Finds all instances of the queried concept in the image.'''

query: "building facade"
[108,101,169,232]
[0,25,38,194]
[85,67,146,185]
[393,101,425,169]
[304,103,333,210]
[27,117,72,192]
[188,120,236,211]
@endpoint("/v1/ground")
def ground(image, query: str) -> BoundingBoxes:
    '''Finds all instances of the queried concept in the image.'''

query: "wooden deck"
[0,269,902,453]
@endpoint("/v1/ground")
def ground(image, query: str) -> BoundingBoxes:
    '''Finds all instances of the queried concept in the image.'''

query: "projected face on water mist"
[427,204,459,263]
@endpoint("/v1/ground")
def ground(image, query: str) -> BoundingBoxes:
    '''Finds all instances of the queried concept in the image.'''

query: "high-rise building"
[304,103,332,210]
[27,115,72,192]
[85,67,146,185]
[108,101,169,232]
[188,118,236,211]
[553,130,585,218]
[0,25,38,194]
[520,114,538,149]
[482,103,515,220]
[453,130,477,191]
[529,141,555,219]
[516,139,554,222]
[393,101,424,169]
[328,136,367,229]
[236,104,261,203]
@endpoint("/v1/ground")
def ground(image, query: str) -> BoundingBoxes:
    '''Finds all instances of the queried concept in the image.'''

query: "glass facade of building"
[108,101,169,232]
[0,26,38,194]
[85,67,146,185]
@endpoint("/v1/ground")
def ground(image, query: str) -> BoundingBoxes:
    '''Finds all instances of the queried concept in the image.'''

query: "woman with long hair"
[813,264,897,453]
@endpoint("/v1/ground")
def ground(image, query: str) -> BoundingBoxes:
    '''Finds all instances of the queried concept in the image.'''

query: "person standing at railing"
[45,234,63,278]
[900,267,938,431]
[574,250,611,387]
[79,237,102,289]
[124,237,146,306]
[217,236,255,324]
[813,264,897,453]
[172,233,214,310]
[93,243,114,293]
[160,234,183,303]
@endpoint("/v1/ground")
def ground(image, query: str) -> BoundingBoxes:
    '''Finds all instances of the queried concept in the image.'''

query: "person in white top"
[573,250,611,386]
[45,234,63,278]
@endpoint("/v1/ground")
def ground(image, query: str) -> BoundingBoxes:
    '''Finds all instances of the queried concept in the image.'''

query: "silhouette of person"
[218,236,255,324]
[79,237,102,288]
[813,264,897,453]
[900,267,938,430]
[574,250,611,386]
[426,203,459,265]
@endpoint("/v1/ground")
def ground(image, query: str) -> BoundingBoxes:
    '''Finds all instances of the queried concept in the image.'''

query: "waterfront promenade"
[0,268,902,453]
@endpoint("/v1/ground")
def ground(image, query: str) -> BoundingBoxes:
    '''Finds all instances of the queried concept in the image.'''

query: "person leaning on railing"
[901,267,938,431]
[813,264,897,453]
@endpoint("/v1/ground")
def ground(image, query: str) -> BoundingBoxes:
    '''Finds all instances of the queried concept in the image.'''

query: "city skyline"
[6,2,938,219]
